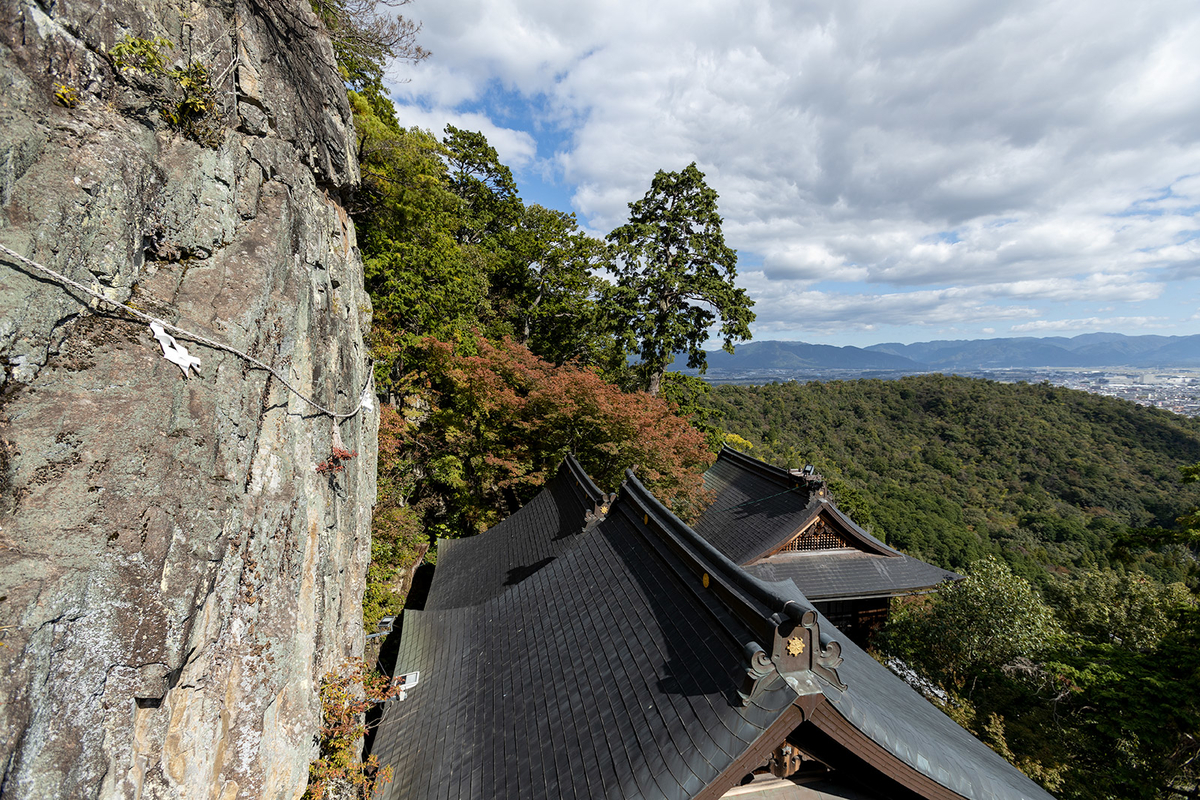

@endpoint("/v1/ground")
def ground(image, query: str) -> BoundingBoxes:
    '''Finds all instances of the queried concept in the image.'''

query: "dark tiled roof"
[373,470,816,800]
[696,449,963,600]
[733,573,1055,800]
[814,610,1053,800]
[746,551,960,601]
[423,457,606,610]
[694,448,824,563]
[373,460,1055,800]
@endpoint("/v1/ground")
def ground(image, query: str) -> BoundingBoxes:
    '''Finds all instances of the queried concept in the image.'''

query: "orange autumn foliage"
[379,335,714,535]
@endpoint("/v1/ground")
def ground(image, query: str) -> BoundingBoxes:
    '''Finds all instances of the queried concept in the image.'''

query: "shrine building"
[695,447,961,645]
[370,456,1056,800]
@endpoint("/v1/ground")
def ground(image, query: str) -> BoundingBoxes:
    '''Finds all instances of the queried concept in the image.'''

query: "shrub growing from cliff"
[109,35,224,147]
[306,659,404,800]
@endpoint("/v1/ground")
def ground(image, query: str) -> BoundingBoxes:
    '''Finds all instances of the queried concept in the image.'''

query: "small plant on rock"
[109,35,222,147]
[316,446,358,474]
[53,82,80,108]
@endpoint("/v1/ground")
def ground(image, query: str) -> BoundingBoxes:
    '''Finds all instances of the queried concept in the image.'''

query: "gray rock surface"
[0,0,375,797]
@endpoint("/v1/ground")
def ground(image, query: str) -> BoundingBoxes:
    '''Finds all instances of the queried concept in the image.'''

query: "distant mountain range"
[689,333,1200,374]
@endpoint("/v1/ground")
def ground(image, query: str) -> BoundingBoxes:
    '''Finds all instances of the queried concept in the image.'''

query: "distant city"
[704,366,1200,417]
[686,334,1200,417]
[969,368,1200,417]
[894,367,1200,416]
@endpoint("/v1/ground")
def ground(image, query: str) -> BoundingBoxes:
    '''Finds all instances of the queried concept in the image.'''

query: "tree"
[504,204,608,365]
[386,335,715,534]
[606,163,755,396]
[311,0,428,93]
[879,556,1062,688]
[1045,569,1193,651]
[347,94,487,396]
[1175,461,1200,544]
[442,124,523,247]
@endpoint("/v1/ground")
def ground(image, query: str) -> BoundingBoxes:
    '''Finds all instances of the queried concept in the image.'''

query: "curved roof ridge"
[563,452,607,504]
[715,445,808,489]
[619,469,822,639]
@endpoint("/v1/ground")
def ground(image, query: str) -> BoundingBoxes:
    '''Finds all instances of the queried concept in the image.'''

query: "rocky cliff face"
[0,0,376,796]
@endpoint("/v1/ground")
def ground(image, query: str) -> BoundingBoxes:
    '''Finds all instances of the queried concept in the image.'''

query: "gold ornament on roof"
[786,636,805,657]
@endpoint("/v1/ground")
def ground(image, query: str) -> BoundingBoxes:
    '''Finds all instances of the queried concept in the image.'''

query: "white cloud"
[389,0,1200,342]
[391,105,538,169]
[740,278,1040,333]
[1010,317,1170,333]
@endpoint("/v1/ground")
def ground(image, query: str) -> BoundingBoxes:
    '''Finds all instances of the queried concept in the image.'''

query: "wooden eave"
[704,692,972,800]
[803,700,970,800]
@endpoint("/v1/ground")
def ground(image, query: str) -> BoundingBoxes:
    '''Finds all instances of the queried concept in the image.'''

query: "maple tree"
[386,335,715,535]
[305,659,405,800]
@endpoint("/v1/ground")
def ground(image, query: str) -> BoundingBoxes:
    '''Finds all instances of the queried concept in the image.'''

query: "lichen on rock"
[0,0,375,796]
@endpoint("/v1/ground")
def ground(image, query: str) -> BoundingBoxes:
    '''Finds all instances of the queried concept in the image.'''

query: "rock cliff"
[0,0,376,796]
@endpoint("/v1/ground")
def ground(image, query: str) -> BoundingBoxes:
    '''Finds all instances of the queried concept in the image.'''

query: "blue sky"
[385,0,1200,348]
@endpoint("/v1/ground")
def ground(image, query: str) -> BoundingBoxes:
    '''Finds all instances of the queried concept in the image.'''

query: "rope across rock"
[0,242,373,420]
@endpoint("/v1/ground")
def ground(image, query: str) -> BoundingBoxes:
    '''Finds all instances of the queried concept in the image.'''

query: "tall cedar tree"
[505,204,609,366]
[607,163,755,396]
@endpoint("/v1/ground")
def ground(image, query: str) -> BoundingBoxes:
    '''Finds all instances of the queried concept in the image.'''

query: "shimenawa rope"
[0,242,372,420]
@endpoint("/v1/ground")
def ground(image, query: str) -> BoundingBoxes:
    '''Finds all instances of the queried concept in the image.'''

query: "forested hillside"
[705,376,1200,586]
[705,376,1200,799]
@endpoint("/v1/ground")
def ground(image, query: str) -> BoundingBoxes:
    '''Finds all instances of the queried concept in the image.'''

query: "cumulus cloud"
[391,105,538,169]
[739,278,1040,334]
[389,0,1200,343]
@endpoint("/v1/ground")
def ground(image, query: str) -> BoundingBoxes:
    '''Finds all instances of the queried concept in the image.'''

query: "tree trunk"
[647,368,663,397]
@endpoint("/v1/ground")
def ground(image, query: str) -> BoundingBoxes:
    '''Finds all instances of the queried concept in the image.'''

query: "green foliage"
[1031,608,1200,799]
[606,163,755,395]
[880,556,1061,686]
[305,659,403,799]
[443,124,523,247]
[502,203,609,365]
[349,97,614,398]
[877,556,1200,798]
[704,375,1200,579]
[363,504,424,629]
[110,35,174,72]
[110,35,221,146]
[348,93,487,392]
[658,372,724,451]
[347,90,750,630]
[1167,461,1200,545]
[1046,569,1194,651]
